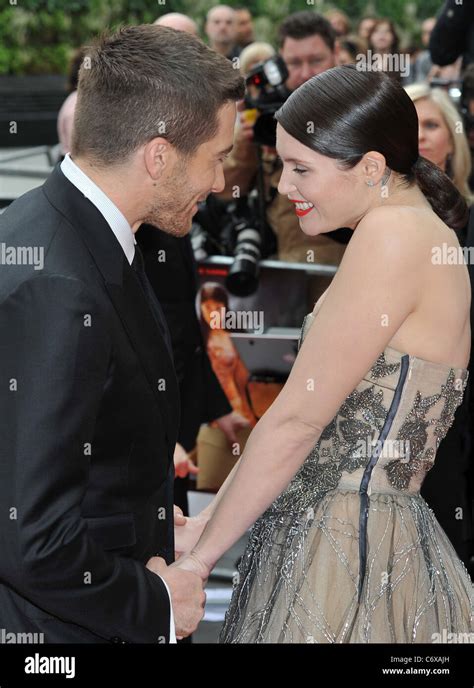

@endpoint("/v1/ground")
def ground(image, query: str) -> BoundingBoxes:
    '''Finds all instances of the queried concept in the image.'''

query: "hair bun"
[413,156,468,231]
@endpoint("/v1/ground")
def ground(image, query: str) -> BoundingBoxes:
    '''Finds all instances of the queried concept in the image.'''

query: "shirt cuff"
[158,575,177,643]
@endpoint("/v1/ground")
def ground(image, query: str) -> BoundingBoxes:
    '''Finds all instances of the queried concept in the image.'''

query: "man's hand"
[173,442,199,479]
[237,113,255,142]
[214,411,250,447]
[171,551,210,583]
[146,556,205,639]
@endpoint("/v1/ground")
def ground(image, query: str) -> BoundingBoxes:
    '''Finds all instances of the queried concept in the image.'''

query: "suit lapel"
[42,165,180,454]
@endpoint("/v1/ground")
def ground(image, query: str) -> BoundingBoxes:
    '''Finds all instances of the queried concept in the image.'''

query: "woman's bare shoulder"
[356,204,438,239]
[343,205,435,268]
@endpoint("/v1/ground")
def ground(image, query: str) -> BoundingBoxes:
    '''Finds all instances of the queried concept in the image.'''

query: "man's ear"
[143,137,175,181]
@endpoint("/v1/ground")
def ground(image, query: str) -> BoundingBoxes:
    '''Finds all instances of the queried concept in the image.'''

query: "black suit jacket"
[0,165,179,643]
[136,225,231,452]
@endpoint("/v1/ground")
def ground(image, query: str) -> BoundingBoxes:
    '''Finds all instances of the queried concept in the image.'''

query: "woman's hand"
[174,509,208,559]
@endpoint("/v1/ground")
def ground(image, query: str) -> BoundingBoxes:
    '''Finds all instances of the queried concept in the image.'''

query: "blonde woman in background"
[238,41,275,76]
[405,83,473,211]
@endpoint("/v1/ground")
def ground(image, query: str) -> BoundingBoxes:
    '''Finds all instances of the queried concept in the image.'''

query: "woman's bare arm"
[175,209,426,576]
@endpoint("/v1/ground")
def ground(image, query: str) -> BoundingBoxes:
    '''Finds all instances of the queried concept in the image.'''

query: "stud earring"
[366,180,375,187]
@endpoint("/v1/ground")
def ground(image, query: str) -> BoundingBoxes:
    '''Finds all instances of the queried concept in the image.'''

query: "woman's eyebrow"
[278,155,310,164]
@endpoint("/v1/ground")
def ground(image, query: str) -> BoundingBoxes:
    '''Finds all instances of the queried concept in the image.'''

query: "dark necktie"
[131,245,173,357]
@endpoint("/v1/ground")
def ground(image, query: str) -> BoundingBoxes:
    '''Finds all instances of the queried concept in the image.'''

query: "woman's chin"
[299,220,326,236]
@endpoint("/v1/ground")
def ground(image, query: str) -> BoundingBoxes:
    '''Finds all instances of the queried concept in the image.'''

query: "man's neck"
[71,155,141,231]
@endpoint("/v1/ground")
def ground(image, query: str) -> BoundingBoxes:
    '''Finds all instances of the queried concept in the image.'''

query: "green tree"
[0,0,442,75]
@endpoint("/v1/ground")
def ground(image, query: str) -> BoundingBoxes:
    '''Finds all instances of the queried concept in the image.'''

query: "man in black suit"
[0,25,244,642]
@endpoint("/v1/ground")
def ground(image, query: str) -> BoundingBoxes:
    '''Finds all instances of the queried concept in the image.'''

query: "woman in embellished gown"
[173,65,474,643]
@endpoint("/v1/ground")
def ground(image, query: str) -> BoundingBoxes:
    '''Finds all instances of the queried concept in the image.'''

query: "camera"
[190,57,289,295]
[190,194,276,297]
[226,220,262,296]
[224,194,276,297]
[244,55,290,147]
[223,194,266,297]
[429,77,463,106]
[430,72,474,150]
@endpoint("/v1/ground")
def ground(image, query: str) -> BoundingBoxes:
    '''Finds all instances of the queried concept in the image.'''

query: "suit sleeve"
[0,273,171,643]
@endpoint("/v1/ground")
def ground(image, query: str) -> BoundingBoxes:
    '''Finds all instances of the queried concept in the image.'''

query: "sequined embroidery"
[370,352,401,380]
[384,369,467,491]
[220,313,473,644]
[268,382,390,515]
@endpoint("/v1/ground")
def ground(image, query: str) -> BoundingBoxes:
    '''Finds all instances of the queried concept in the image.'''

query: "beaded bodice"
[268,312,469,515]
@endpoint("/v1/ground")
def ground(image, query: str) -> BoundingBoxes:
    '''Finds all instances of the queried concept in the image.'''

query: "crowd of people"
[59,5,474,260]
[56,1,474,581]
[1,1,473,646]
[92,3,474,578]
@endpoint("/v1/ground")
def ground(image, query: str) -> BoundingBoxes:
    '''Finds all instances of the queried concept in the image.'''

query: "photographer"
[216,11,348,281]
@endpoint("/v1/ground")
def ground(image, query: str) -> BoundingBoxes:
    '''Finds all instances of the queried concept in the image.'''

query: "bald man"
[154,12,198,36]
[205,4,240,60]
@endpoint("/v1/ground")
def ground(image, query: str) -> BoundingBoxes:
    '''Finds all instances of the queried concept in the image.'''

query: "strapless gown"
[219,312,473,643]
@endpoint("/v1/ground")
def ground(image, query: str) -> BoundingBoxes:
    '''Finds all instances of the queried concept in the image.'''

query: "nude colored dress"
[220,307,473,643]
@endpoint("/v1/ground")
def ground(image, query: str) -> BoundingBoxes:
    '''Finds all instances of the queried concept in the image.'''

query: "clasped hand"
[172,505,210,580]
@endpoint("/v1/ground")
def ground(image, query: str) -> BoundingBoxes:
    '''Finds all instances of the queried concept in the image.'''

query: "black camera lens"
[253,111,278,148]
[226,227,261,296]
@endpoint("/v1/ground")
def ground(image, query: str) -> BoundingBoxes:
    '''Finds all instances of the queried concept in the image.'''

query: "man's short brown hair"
[72,24,245,165]
[278,11,336,51]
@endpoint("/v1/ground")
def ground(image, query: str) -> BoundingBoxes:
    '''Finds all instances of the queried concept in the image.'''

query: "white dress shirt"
[60,154,177,644]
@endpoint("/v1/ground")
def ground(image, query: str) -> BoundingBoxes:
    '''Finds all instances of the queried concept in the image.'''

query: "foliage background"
[0,0,443,75]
